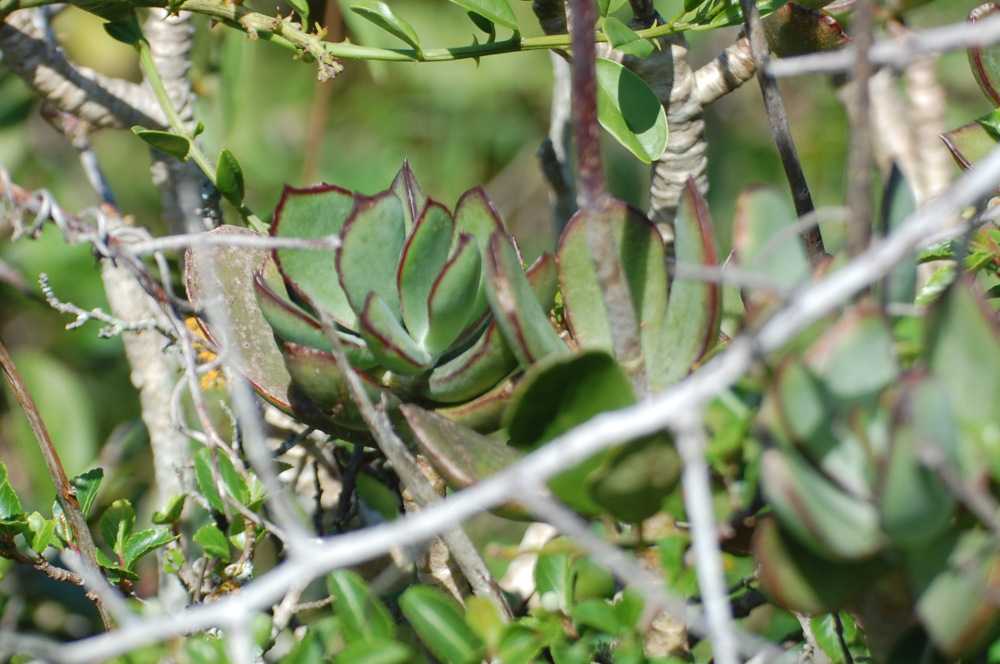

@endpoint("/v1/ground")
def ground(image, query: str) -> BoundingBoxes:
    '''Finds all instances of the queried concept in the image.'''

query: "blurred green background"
[0,0,986,562]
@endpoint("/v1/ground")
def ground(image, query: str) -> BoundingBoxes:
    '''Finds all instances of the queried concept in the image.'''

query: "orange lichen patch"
[185,317,225,390]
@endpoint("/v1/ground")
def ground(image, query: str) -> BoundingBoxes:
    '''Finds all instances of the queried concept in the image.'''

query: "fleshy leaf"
[425,234,482,355]
[595,57,668,164]
[968,3,1000,106]
[423,320,515,403]
[754,517,886,615]
[283,342,382,430]
[486,233,568,368]
[328,569,396,645]
[602,16,654,58]
[586,433,681,523]
[399,586,485,664]
[878,165,918,307]
[350,1,422,55]
[432,374,516,433]
[652,181,720,389]
[445,0,516,31]
[398,201,455,343]
[941,121,1000,171]
[390,160,427,234]
[761,446,884,561]
[806,305,898,403]
[452,187,506,339]
[337,193,407,322]
[359,293,433,375]
[403,405,528,519]
[273,184,358,328]
[761,3,850,57]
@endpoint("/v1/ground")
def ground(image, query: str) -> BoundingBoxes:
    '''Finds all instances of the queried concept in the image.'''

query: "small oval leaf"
[131,127,190,161]
[215,149,245,205]
[594,57,668,164]
[350,1,422,54]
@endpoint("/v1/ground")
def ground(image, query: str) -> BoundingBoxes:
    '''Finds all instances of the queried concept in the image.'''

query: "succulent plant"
[187,162,559,433]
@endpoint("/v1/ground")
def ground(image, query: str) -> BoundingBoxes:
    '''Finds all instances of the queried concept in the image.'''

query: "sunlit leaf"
[215,149,245,206]
[602,17,654,58]
[194,524,231,561]
[351,1,422,54]
[594,58,668,163]
[399,586,484,664]
[131,127,190,161]
[446,0,516,31]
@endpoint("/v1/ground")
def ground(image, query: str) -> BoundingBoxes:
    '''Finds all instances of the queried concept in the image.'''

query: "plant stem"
[0,336,115,630]
[135,26,267,232]
[738,0,827,265]
[846,0,875,258]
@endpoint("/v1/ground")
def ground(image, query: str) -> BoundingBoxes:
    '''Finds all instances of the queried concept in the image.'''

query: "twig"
[740,0,826,265]
[845,0,875,257]
[674,415,739,664]
[0,336,115,629]
[40,273,173,338]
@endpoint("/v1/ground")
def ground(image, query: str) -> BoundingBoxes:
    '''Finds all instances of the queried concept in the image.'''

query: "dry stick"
[0,337,115,630]
[570,0,648,397]
[313,309,513,620]
[739,0,827,265]
[845,0,875,258]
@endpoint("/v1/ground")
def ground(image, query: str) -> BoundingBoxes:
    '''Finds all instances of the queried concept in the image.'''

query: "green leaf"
[0,480,22,520]
[337,192,407,321]
[399,585,485,664]
[216,449,250,506]
[571,598,621,634]
[494,625,544,664]
[594,57,668,164]
[598,0,628,15]
[398,202,455,344]
[194,524,231,561]
[424,234,482,355]
[71,468,104,519]
[536,552,573,613]
[485,233,567,369]
[285,631,324,664]
[124,528,177,569]
[651,181,720,389]
[878,165,917,307]
[272,184,358,328]
[333,640,412,664]
[99,499,135,557]
[285,0,309,24]
[215,149,245,206]
[281,342,374,430]
[358,292,433,375]
[464,595,504,651]
[327,570,395,645]
[96,548,140,580]
[390,160,427,234]
[102,15,143,43]
[915,263,955,306]
[131,127,190,161]
[152,493,187,525]
[27,513,57,554]
[423,320,517,403]
[969,3,1000,106]
[733,185,811,289]
[194,447,226,513]
[445,0,516,31]
[602,17,654,58]
[350,1,422,55]
[941,121,1000,170]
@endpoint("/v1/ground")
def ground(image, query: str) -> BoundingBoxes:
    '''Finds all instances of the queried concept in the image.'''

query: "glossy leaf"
[131,127,190,161]
[652,180,720,389]
[216,449,250,506]
[397,201,454,344]
[337,193,407,321]
[350,1,422,54]
[0,480,22,520]
[399,585,484,664]
[333,641,412,664]
[215,149,245,205]
[100,499,135,556]
[598,0,628,15]
[194,524,231,561]
[71,468,103,519]
[425,234,482,355]
[328,569,396,645]
[485,232,567,368]
[273,184,357,328]
[446,0,516,31]
[595,57,668,164]
[103,16,143,44]
[152,493,187,525]
[194,447,225,513]
[762,446,885,560]
[602,16,654,58]
[124,528,177,569]
[536,552,573,613]
[494,626,544,664]
[28,514,57,554]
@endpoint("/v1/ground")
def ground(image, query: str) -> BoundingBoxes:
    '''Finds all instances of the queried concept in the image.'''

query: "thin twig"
[0,336,115,629]
[739,0,827,265]
[845,0,875,257]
